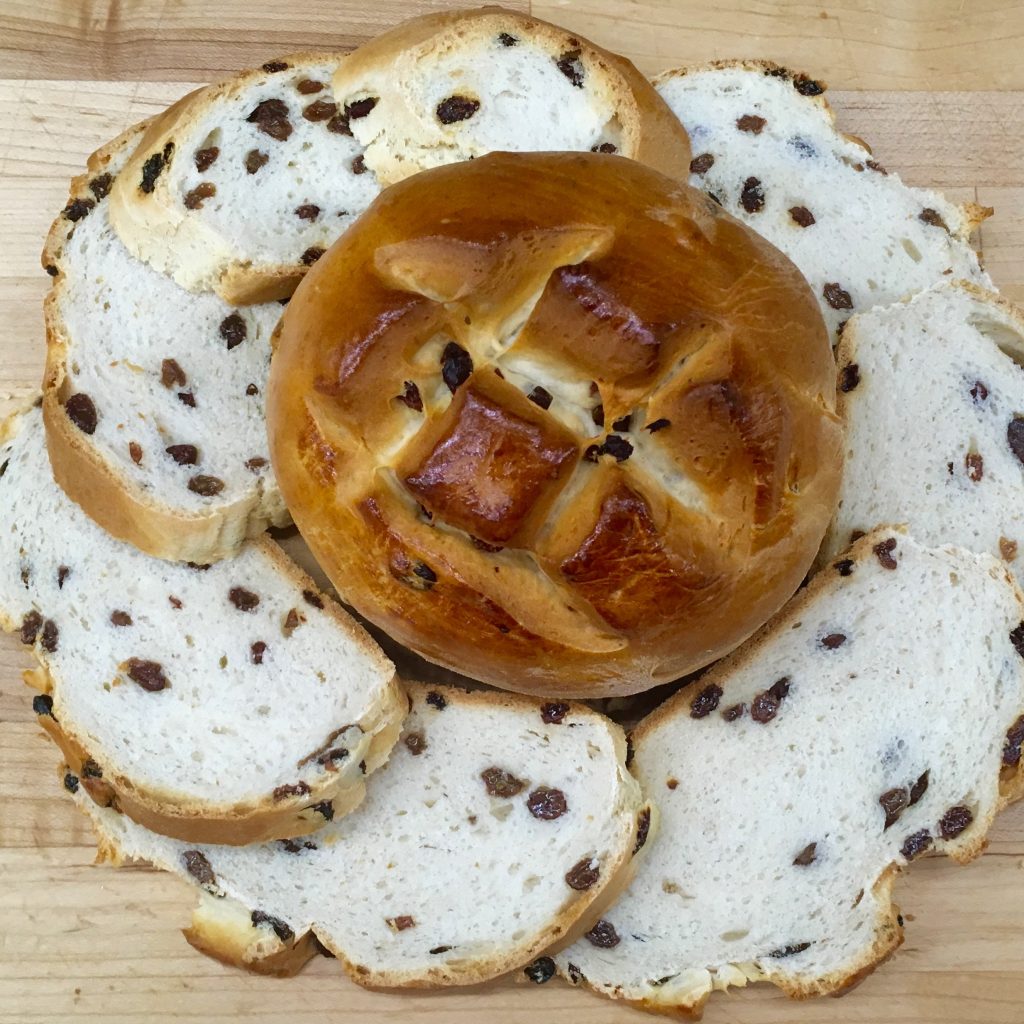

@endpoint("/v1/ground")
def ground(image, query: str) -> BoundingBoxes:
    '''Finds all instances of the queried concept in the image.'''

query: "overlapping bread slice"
[655,61,991,343]
[64,682,649,987]
[109,8,691,303]
[823,281,1024,581]
[43,123,289,562]
[1,405,403,844]
[553,530,1024,1017]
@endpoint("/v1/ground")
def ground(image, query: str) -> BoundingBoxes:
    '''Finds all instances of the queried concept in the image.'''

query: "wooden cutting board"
[2,2,1024,1021]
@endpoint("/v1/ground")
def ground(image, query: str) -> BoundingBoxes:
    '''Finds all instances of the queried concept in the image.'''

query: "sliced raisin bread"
[108,54,375,304]
[823,282,1024,581]
[1,405,403,844]
[655,61,991,343]
[65,683,649,987]
[43,122,290,563]
[553,530,1024,1017]
[331,7,691,188]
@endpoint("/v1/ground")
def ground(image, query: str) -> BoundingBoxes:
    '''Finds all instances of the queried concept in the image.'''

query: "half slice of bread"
[43,123,289,563]
[2,405,403,844]
[655,61,991,343]
[823,281,1024,582]
[108,53,374,304]
[65,683,648,988]
[331,6,692,188]
[554,530,1024,1017]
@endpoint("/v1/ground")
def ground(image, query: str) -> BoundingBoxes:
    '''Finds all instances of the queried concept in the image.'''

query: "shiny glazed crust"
[268,151,843,697]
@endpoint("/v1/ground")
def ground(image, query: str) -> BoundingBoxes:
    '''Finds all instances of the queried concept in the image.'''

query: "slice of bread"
[64,682,649,988]
[655,61,991,343]
[823,281,1024,580]
[108,53,374,304]
[1,405,403,844]
[554,530,1024,1017]
[331,6,692,188]
[42,123,290,563]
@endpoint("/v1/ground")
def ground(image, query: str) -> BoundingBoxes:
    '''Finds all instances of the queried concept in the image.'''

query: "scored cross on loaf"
[269,151,844,697]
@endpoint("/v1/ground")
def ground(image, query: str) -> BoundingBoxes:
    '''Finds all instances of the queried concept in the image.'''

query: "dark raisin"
[63,197,95,222]
[666,778,679,790]
[386,915,416,932]
[481,767,525,798]
[426,690,447,711]
[634,807,651,853]
[880,787,909,829]
[612,413,632,432]
[591,403,605,427]
[57,565,70,589]
[41,620,59,653]
[751,677,790,723]
[823,282,854,310]
[317,747,349,768]
[262,60,289,73]
[565,857,600,890]
[498,32,518,46]
[245,383,259,396]
[1004,715,1024,765]
[283,608,304,635]
[645,418,671,433]
[441,341,473,392]
[247,98,292,141]
[722,703,746,722]
[20,610,42,645]
[901,829,932,860]
[161,358,187,388]
[793,75,824,95]
[769,941,812,958]
[429,946,452,955]
[524,956,556,983]
[970,380,989,402]
[126,658,169,692]
[65,393,97,434]
[689,153,714,175]
[1011,623,1024,659]
[299,589,323,610]
[874,537,898,569]
[32,693,54,717]
[437,96,481,124]
[89,173,113,200]
[527,386,553,409]
[834,559,855,577]
[295,204,321,221]
[312,800,334,821]
[326,111,352,134]
[301,246,325,266]
[591,142,617,153]
[273,782,311,801]
[250,641,267,664]
[919,208,949,231]
[296,78,324,94]
[527,787,568,820]
[194,146,220,172]
[188,475,224,496]
[64,773,79,794]
[1008,417,1024,465]
[737,114,767,133]
[251,910,294,942]
[345,97,378,119]
[45,264,59,277]
[837,364,861,394]
[909,770,930,806]
[228,586,260,612]
[601,435,633,462]
[585,920,620,947]
[938,805,973,840]
[245,149,269,174]
[403,730,428,756]
[866,158,888,174]
[690,683,723,719]
[789,205,815,227]
[793,842,817,866]
[245,457,267,472]
[168,595,182,610]
[739,176,765,213]
[566,963,584,984]
[219,313,247,350]
[582,444,601,463]
[182,850,216,885]
[821,632,847,649]
[397,380,423,411]
[166,444,198,466]
[966,451,984,482]
[140,142,173,194]
[541,702,570,724]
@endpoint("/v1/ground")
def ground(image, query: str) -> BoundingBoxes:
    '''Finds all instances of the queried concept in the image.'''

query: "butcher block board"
[2,2,1024,1021]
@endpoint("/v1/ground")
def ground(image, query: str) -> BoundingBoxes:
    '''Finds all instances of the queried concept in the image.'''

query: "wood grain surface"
[2,2,1024,1022]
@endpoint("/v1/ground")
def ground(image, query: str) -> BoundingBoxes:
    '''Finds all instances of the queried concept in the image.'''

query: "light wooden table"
[2,2,1024,1021]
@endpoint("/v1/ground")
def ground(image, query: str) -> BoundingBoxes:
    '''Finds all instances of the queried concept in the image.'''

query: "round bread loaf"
[268,152,843,697]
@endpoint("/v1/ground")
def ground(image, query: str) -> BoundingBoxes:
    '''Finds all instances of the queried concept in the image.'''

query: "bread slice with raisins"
[62,682,649,987]
[107,53,376,304]
[1,405,403,845]
[823,281,1024,583]
[655,60,991,343]
[43,121,290,563]
[330,6,691,189]
[554,529,1024,1018]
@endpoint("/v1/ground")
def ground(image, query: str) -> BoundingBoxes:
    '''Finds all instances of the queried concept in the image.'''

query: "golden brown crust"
[269,151,841,698]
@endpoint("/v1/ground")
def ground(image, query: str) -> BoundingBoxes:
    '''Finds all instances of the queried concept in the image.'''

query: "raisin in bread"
[106,53,373,304]
[331,6,691,188]
[655,61,991,343]
[65,683,650,987]
[823,282,1024,580]
[43,123,290,563]
[553,530,1024,1017]
[1,405,403,844]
